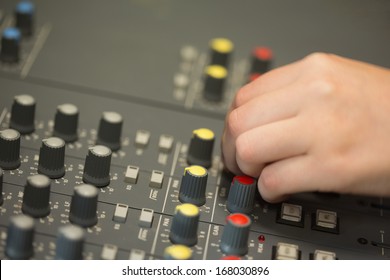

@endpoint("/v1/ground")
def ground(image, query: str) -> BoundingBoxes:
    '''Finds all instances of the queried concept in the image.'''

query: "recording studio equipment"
[1,0,390,260]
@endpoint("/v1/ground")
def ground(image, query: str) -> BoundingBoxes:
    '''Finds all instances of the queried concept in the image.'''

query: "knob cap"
[10,94,36,134]
[69,184,98,227]
[53,103,79,142]
[220,255,241,260]
[220,213,251,256]
[38,137,65,179]
[209,38,234,67]
[0,168,4,205]
[179,165,208,206]
[187,128,215,169]
[5,214,35,259]
[15,1,35,37]
[22,174,51,218]
[169,203,199,247]
[163,244,192,260]
[250,46,273,74]
[248,46,273,83]
[203,65,227,102]
[227,175,256,214]
[82,145,111,187]
[0,27,21,63]
[96,111,123,151]
[55,224,85,260]
[0,129,21,170]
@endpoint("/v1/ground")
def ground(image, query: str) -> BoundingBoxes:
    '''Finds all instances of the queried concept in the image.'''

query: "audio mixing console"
[1,0,390,260]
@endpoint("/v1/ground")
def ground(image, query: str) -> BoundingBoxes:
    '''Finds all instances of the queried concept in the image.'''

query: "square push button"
[158,134,174,153]
[312,250,337,260]
[312,209,339,234]
[101,244,118,260]
[135,130,150,148]
[138,208,154,228]
[149,170,164,188]
[113,203,129,223]
[124,165,139,184]
[129,249,145,260]
[273,242,300,260]
[276,203,304,227]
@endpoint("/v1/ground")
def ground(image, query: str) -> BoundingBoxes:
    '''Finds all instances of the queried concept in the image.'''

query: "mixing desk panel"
[0,0,390,260]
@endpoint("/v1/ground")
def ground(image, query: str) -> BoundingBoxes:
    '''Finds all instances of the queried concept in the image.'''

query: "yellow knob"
[164,244,192,260]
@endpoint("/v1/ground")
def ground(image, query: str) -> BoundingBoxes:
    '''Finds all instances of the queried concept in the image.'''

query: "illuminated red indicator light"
[253,47,273,61]
[221,255,241,260]
[233,175,255,185]
[258,234,266,243]
[227,213,250,225]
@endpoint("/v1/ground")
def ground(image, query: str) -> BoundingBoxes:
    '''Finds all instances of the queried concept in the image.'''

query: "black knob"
[69,184,98,227]
[55,224,85,260]
[0,129,21,170]
[83,145,111,187]
[250,46,273,74]
[96,111,123,151]
[220,213,251,256]
[169,203,200,247]
[179,165,208,206]
[15,0,35,37]
[187,128,215,168]
[53,103,79,143]
[203,65,227,102]
[0,168,4,205]
[209,37,234,67]
[38,137,66,179]
[227,175,256,214]
[5,214,35,259]
[22,174,51,218]
[10,94,36,134]
[163,244,192,260]
[0,27,21,63]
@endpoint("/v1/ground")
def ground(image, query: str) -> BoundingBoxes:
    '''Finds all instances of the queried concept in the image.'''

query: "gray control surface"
[0,0,390,260]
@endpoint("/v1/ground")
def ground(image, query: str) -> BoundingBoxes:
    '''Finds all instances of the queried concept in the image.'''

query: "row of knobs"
[5,212,249,260]
[0,130,215,189]
[0,128,112,187]
[0,1,35,63]
[6,212,201,260]
[5,215,85,260]
[179,165,257,214]
[4,210,251,259]
[6,94,216,168]
[1,171,98,226]
[2,164,256,223]
[202,38,273,102]
[8,94,123,150]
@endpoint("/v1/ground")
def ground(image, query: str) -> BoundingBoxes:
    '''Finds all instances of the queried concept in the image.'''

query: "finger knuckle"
[302,53,339,96]
[236,134,254,163]
[227,109,242,137]
[234,85,250,107]
[304,52,334,67]
[308,76,337,96]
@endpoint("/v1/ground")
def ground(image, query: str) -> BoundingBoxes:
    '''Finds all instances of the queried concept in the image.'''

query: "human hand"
[222,53,390,202]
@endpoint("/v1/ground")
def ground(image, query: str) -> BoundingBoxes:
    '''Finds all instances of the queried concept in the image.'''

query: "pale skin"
[222,52,390,203]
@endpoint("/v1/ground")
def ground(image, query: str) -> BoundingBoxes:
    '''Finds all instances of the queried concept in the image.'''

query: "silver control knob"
[0,129,21,170]
[5,215,35,259]
[38,137,66,179]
